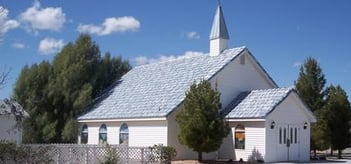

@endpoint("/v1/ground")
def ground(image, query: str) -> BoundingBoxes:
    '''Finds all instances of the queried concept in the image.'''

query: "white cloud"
[12,42,25,49]
[0,7,20,34]
[134,56,151,66]
[293,61,302,68]
[185,31,200,39]
[19,1,66,32]
[77,16,140,36]
[38,38,64,55]
[135,51,206,66]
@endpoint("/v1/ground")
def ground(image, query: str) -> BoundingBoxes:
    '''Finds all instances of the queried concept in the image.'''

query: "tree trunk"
[338,150,342,159]
[330,147,333,156]
[198,152,202,161]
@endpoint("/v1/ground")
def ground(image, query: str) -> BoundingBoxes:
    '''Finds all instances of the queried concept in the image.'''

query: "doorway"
[277,124,300,161]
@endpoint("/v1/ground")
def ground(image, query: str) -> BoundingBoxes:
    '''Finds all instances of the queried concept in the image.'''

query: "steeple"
[209,1,229,56]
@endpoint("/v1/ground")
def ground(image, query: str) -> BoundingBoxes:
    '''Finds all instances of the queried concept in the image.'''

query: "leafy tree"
[13,34,131,143]
[295,57,327,157]
[176,80,229,161]
[323,85,351,159]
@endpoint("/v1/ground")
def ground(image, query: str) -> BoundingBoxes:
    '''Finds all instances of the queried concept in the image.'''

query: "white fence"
[2,144,161,164]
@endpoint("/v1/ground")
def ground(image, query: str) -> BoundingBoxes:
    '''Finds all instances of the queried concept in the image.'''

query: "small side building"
[218,88,315,162]
[0,99,29,144]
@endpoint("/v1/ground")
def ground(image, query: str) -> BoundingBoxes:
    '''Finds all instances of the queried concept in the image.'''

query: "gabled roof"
[222,88,293,119]
[209,4,229,40]
[0,99,29,117]
[78,47,246,120]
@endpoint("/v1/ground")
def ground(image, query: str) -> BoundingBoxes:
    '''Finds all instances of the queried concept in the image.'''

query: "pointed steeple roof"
[209,3,229,40]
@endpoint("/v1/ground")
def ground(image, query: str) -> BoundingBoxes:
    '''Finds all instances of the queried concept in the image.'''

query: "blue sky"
[0,0,351,100]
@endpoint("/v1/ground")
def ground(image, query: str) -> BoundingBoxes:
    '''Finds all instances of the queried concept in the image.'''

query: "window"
[279,128,282,144]
[294,128,298,144]
[81,124,88,144]
[235,124,245,149]
[290,128,293,144]
[119,123,129,146]
[99,124,107,144]
[240,55,245,65]
[283,128,286,144]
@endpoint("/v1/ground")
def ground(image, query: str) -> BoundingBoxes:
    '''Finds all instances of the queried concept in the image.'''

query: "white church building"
[78,4,316,162]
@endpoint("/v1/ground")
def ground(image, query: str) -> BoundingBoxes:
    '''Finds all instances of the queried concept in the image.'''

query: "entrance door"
[277,124,300,161]
[288,125,299,160]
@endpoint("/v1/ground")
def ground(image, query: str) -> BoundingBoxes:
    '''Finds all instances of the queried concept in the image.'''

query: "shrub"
[149,144,177,164]
[0,140,54,163]
[101,143,119,164]
[0,140,15,162]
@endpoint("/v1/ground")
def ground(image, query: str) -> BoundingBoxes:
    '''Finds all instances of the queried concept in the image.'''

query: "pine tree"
[176,80,229,161]
[323,85,351,159]
[295,57,327,157]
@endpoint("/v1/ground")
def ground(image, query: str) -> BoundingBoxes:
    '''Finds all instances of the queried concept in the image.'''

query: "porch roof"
[222,87,293,119]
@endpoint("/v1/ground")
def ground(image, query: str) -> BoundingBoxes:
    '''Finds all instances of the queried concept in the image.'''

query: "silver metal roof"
[223,88,293,119]
[0,99,29,117]
[209,5,229,40]
[78,47,246,120]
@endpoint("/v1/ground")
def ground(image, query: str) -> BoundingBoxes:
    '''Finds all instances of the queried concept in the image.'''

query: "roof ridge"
[134,53,206,69]
[134,46,246,69]
[250,87,293,92]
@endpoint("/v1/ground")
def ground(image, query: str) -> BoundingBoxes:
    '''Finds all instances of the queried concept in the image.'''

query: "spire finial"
[209,0,229,56]
[209,1,229,40]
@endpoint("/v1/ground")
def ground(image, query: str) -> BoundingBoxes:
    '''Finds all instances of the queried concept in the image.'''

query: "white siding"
[299,122,310,161]
[265,93,311,162]
[83,120,167,146]
[218,131,234,159]
[0,115,22,144]
[107,123,119,145]
[85,122,99,144]
[264,121,277,162]
[210,51,276,109]
[168,116,266,161]
[229,121,265,162]
[210,38,228,56]
[129,121,167,147]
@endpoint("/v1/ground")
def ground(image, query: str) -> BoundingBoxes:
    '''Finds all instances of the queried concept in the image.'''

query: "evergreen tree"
[13,34,131,143]
[15,61,51,143]
[176,80,229,161]
[323,85,351,159]
[295,57,326,113]
[295,57,327,157]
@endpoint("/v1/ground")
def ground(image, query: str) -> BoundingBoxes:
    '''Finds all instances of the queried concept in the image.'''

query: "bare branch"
[0,68,10,89]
